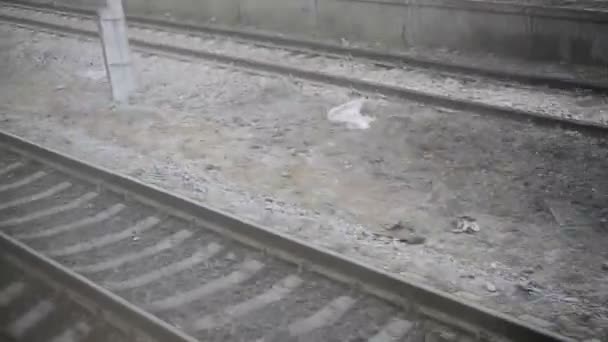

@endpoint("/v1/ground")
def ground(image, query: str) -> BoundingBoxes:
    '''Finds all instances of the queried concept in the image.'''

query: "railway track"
[0,208,197,342]
[0,1,607,136]
[0,133,575,340]
[4,0,608,94]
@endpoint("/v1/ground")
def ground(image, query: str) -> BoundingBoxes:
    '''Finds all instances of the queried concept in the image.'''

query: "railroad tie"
[147,260,265,312]
[0,192,98,227]
[73,229,194,274]
[15,203,126,240]
[0,170,47,193]
[104,242,222,290]
[0,181,70,211]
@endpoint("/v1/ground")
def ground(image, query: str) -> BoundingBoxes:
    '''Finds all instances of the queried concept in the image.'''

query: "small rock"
[281,171,290,178]
[522,268,535,275]
[379,221,424,244]
[399,234,426,245]
[602,262,608,271]
[485,282,497,292]
[205,164,219,171]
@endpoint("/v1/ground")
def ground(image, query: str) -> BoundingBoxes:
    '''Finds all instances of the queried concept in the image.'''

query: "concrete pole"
[97,0,135,103]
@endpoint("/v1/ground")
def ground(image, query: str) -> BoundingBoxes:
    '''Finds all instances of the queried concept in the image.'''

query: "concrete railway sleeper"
[0,2,607,136]
[0,131,573,341]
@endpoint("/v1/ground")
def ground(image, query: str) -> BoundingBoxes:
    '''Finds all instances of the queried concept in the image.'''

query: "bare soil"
[0,24,607,340]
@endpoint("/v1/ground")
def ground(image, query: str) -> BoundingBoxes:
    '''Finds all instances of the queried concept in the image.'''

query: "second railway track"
[0,131,573,340]
[4,0,608,94]
[0,1,607,135]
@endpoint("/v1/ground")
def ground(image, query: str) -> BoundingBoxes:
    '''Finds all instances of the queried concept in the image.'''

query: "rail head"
[0,130,573,342]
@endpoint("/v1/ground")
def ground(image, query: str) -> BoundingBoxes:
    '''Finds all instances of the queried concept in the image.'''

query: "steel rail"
[4,0,608,94]
[0,129,572,342]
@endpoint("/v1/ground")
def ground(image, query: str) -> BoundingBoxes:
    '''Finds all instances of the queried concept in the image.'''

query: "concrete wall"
[24,0,608,65]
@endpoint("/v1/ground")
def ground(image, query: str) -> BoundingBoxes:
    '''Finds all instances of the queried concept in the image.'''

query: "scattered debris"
[485,282,497,292]
[327,98,375,130]
[376,220,426,245]
[516,280,543,296]
[452,216,480,234]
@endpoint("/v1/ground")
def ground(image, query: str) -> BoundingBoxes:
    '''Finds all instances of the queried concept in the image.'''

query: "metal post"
[97,0,135,103]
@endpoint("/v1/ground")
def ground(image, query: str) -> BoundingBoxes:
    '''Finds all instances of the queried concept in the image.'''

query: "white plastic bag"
[327,98,375,130]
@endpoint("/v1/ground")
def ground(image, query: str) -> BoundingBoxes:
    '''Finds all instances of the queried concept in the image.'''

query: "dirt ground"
[1,24,607,340]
